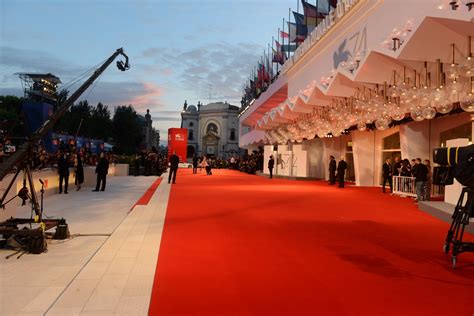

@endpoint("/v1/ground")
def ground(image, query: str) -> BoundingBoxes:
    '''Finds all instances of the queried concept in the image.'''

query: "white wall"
[352,130,376,186]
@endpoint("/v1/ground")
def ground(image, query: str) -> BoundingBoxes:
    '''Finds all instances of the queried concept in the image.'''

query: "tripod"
[0,160,69,255]
[443,187,474,268]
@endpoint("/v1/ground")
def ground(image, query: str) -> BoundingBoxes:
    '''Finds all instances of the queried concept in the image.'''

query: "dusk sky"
[0,0,297,144]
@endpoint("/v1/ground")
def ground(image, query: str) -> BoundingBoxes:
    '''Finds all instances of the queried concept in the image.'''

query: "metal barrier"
[393,176,417,198]
[393,175,445,199]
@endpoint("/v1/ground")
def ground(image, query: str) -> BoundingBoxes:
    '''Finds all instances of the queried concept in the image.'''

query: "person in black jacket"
[411,158,429,201]
[328,155,336,185]
[393,157,402,176]
[268,155,275,179]
[168,151,179,184]
[382,158,393,193]
[74,151,84,191]
[93,152,109,192]
[57,151,70,194]
[192,154,198,174]
[337,156,347,188]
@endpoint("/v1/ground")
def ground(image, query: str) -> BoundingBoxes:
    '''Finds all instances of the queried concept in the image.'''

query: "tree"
[0,95,24,143]
[54,100,92,136]
[112,105,142,154]
[88,102,113,141]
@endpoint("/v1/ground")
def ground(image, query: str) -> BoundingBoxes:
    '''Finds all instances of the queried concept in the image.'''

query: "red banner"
[168,128,188,162]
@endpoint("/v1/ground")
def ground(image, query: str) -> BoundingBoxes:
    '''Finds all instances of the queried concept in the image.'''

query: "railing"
[393,175,445,199]
[393,176,417,198]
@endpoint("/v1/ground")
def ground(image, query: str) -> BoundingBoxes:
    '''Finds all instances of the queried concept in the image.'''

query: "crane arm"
[0,48,130,181]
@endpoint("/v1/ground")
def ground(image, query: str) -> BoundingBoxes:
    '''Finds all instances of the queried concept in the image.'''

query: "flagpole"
[288,8,291,54]
[273,34,278,75]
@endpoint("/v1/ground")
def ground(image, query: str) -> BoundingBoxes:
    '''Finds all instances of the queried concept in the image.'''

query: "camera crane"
[0,48,130,254]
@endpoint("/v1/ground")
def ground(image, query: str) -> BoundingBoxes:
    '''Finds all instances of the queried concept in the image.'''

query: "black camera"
[432,144,474,188]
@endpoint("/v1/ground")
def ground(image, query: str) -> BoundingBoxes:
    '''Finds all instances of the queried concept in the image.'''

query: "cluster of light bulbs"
[264,38,474,145]
[381,20,414,51]
[320,51,365,88]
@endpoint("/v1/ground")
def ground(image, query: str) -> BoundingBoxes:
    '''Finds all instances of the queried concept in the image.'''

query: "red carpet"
[130,177,162,211]
[149,169,474,316]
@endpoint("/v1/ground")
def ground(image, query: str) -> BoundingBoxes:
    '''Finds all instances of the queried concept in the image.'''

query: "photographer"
[411,158,429,201]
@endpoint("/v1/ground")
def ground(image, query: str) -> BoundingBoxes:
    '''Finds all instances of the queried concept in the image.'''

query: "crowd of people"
[382,156,431,202]
[132,149,167,177]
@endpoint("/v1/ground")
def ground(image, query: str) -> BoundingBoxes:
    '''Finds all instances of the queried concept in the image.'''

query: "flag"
[272,47,286,65]
[281,44,297,52]
[318,0,332,14]
[275,40,296,53]
[280,30,289,39]
[302,1,326,27]
[288,22,307,43]
[292,11,308,42]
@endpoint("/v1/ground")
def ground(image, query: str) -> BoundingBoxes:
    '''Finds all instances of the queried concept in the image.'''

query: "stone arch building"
[181,100,240,160]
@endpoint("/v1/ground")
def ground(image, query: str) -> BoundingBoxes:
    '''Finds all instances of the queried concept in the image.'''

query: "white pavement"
[0,175,171,316]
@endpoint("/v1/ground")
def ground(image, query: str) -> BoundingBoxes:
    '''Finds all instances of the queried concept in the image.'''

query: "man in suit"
[412,158,429,201]
[57,151,70,194]
[192,154,198,174]
[93,152,109,192]
[337,156,347,188]
[393,156,402,176]
[382,158,393,193]
[168,151,179,184]
[329,155,336,185]
[268,155,275,179]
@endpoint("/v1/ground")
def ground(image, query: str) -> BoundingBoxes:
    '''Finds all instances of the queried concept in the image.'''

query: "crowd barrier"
[392,175,444,199]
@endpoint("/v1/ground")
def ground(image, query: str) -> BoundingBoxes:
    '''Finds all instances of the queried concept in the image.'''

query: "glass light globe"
[446,80,463,102]
[460,58,474,77]
[432,88,446,103]
[357,122,367,131]
[460,93,474,112]
[446,64,460,81]
[375,118,390,130]
[391,107,406,121]
[411,109,424,121]
[422,106,436,119]
[436,102,453,114]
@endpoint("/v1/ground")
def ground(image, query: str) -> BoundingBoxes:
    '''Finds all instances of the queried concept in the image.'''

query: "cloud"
[141,42,263,104]
[73,81,163,113]
[0,46,85,80]
[151,116,181,122]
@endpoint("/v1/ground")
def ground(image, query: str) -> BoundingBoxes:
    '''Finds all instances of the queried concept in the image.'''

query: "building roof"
[200,102,239,112]
[187,105,198,114]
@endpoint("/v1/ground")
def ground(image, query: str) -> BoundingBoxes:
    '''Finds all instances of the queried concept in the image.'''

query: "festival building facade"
[239,0,474,195]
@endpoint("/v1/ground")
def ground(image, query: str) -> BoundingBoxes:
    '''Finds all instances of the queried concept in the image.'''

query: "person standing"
[423,159,432,201]
[168,150,179,184]
[74,151,84,191]
[93,152,109,192]
[268,155,275,179]
[329,155,336,185]
[57,151,70,194]
[337,156,347,188]
[393,157,402,176]
[411,158,429,201]
[133,154,141,176]
[192,154,199,174]
[382,158,393,193]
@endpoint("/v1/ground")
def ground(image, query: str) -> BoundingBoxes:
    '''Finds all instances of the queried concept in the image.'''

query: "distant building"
[181,100,241,159]
[137,109,159,150]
